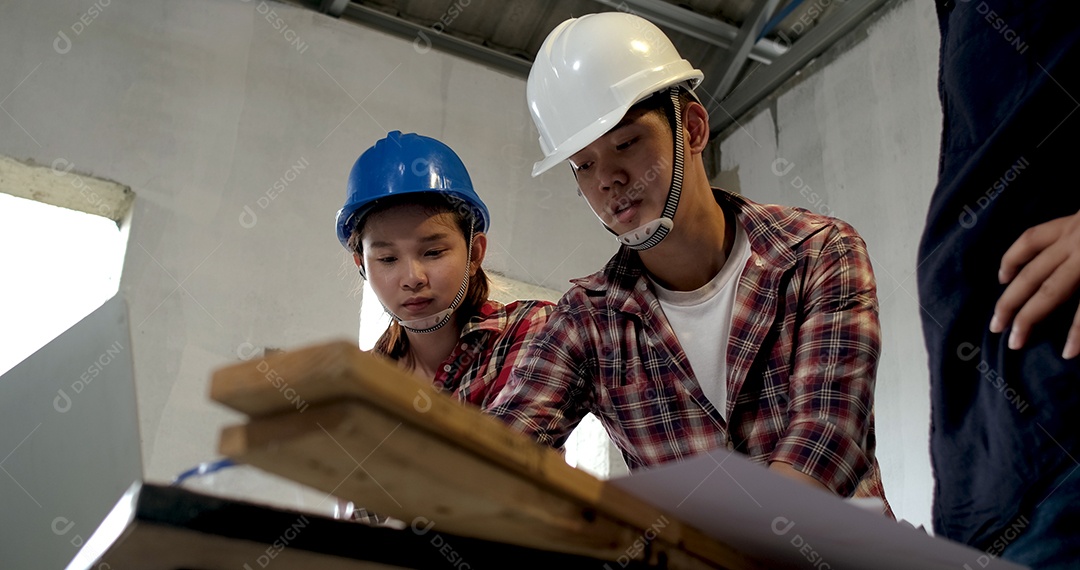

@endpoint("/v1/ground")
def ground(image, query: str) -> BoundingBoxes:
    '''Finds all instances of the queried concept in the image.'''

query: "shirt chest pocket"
[598,378,691,466]
[598,356,686,427]
[595,323,687,415]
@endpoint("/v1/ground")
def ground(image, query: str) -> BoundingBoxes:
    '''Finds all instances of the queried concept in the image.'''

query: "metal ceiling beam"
[709,0,891,136]
[592,0,788,64]
[339,3,532,78]
[710,0,785,102]
[319,0,349,17]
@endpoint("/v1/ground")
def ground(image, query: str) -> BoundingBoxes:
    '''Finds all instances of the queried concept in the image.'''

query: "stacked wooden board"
[211,341,762,570]
[71,482,699,569]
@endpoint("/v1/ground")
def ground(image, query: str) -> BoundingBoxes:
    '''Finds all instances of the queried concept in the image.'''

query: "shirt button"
[638,282,647,291]
[443,364,452,372]
[726,441,735,451]
[460,343,469,350]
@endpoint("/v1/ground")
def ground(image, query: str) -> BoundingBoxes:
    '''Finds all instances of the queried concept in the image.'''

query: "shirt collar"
[570,189,825,297]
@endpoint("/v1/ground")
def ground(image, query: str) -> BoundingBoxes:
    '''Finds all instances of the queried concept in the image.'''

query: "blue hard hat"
[336,131,491,249]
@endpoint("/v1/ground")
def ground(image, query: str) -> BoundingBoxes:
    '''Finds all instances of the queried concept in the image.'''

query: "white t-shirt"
[649,225,751,420]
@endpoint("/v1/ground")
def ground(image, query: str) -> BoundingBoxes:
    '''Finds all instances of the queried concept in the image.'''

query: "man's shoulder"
[553,259,642,320]
[557,278,616,308]
[721,190,865,253]
[566,247,639,294]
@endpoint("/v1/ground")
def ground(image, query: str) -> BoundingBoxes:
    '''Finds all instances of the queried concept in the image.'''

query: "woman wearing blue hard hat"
[336,131,553,409]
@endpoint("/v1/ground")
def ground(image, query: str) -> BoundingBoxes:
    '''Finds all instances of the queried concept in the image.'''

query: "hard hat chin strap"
[389,228,475,334]
[615,87,686,251]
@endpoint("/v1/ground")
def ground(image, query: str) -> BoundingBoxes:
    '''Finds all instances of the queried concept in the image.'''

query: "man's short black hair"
[627,87,699,133]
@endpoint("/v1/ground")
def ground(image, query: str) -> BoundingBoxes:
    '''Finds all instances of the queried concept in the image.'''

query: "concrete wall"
[0,0,946,545]
[0,0,615,495]
[715,0,942,526]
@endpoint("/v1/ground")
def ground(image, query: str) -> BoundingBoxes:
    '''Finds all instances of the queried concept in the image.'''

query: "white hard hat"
[527,12,703,177]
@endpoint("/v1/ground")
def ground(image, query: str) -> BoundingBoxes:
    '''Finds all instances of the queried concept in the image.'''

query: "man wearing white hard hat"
[490,11,890,513]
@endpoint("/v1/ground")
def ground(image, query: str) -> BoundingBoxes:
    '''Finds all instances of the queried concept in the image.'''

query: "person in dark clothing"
[919,1,1080,566]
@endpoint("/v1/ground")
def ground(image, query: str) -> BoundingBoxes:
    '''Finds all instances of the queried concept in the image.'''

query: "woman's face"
[360,205,473,322]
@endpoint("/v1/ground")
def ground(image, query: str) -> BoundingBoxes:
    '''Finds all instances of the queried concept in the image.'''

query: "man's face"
[568,108,673,234]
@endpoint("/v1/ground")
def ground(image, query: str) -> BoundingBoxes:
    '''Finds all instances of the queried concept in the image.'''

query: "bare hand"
[990,211,1080,359]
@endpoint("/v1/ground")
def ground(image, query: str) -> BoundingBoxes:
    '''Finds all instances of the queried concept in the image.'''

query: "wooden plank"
[219,402,750,569]
[87,484,672,570]
[98,523,397,570]
[212,342,766,570]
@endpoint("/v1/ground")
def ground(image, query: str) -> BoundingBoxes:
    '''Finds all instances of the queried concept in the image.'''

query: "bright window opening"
[0,193,127,376]
[358,279,391,351]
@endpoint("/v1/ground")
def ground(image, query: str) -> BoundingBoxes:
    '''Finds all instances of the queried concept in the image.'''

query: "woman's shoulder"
[500,298,556,312]
[464,299,554,333]
[490,300,556,353]
[486,299,555,325]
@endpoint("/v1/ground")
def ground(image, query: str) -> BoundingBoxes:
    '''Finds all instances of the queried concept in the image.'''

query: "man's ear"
[683,100,710,155]
[470,233,488,276]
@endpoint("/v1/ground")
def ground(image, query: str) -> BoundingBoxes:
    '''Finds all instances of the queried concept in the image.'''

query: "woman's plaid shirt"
[426,299,555,410]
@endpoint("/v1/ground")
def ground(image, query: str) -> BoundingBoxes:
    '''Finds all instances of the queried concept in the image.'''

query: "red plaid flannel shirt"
[413,299,554,410]
[490,190,888,506]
